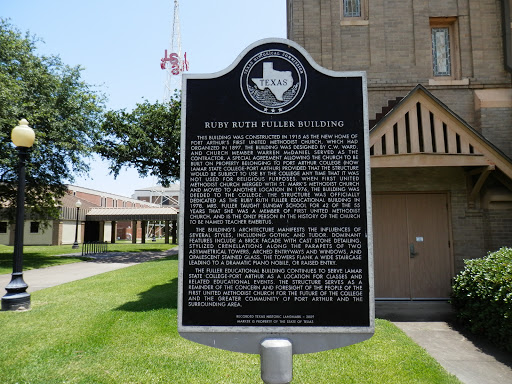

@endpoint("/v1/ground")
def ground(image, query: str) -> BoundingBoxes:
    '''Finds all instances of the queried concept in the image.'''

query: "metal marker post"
[260,339,293,384]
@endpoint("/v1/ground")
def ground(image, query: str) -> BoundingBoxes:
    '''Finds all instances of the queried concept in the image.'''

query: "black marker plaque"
[179,39,373,354]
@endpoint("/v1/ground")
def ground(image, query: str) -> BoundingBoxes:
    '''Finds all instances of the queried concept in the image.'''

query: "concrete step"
[376,300,455,322]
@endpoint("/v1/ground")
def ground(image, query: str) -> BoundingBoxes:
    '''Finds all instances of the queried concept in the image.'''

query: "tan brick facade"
[288,0,512,290]
[288,0,512,153]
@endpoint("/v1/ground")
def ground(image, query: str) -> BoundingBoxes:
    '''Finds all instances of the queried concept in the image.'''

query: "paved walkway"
[1,251,511,383]
[376,302,512,384]
[396,321,512,384]
[0,248,178,293]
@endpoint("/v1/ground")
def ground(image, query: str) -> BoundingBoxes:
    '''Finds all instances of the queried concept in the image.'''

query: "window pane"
[344,0,361,17]
[432,27,451,76]
[30,221,39,233]
[0,222,7,234]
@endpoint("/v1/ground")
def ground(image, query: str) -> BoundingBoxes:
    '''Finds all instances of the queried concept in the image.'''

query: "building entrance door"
[372,193,452,299]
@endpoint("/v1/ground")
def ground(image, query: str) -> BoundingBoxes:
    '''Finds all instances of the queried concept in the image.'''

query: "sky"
[2,0,287,197]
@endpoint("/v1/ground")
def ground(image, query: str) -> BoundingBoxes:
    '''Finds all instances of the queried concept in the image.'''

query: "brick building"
[287,0,512,299]
[67,185,163,243]
[0,185,174,246]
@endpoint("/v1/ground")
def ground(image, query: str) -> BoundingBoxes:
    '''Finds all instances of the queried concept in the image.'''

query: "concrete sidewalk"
[0,248,178,293]
[1,253,511,384]
[376,302,512,384]
[396,321,512,384]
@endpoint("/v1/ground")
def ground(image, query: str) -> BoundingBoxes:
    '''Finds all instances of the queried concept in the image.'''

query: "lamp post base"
[1,292,31,311]
[1,272,31,311]
[72,242,79,249]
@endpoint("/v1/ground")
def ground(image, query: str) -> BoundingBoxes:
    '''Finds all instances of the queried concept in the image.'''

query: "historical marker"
[179,38,374,354]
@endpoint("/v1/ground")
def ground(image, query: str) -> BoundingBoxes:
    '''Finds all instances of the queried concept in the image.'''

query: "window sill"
[340,20,369,26]
[428,78,470,86]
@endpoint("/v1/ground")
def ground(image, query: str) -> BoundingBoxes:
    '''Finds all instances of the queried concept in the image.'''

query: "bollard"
[260,338,293,384]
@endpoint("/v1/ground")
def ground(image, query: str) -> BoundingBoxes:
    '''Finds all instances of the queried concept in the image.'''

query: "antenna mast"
[161,0,189,102]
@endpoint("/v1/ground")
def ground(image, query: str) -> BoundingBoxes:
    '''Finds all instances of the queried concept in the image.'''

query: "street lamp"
[72,200,82,249]
[1,119,35,311]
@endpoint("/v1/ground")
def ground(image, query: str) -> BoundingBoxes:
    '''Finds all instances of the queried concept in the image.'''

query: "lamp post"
[1,119,35,311]
[72,200,82,249]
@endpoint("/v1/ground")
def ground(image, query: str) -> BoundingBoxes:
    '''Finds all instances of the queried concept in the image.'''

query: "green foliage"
[0,19,105,223]
[0,257,460,383]
[451,247,512,352]
[96,96,181,187]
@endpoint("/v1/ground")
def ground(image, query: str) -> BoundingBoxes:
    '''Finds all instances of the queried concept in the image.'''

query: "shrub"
[451,247,512,352]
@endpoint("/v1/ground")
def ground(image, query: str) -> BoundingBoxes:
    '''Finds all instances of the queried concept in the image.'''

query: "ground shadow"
[116,277,178,312]
[447,320,512,369]
[375,301,455,322]
[88,252,178,265]
[377,301,512,369]
[0,253,89,271]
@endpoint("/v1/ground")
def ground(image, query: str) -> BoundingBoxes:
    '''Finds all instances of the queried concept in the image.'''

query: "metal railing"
[82,241,108,256]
